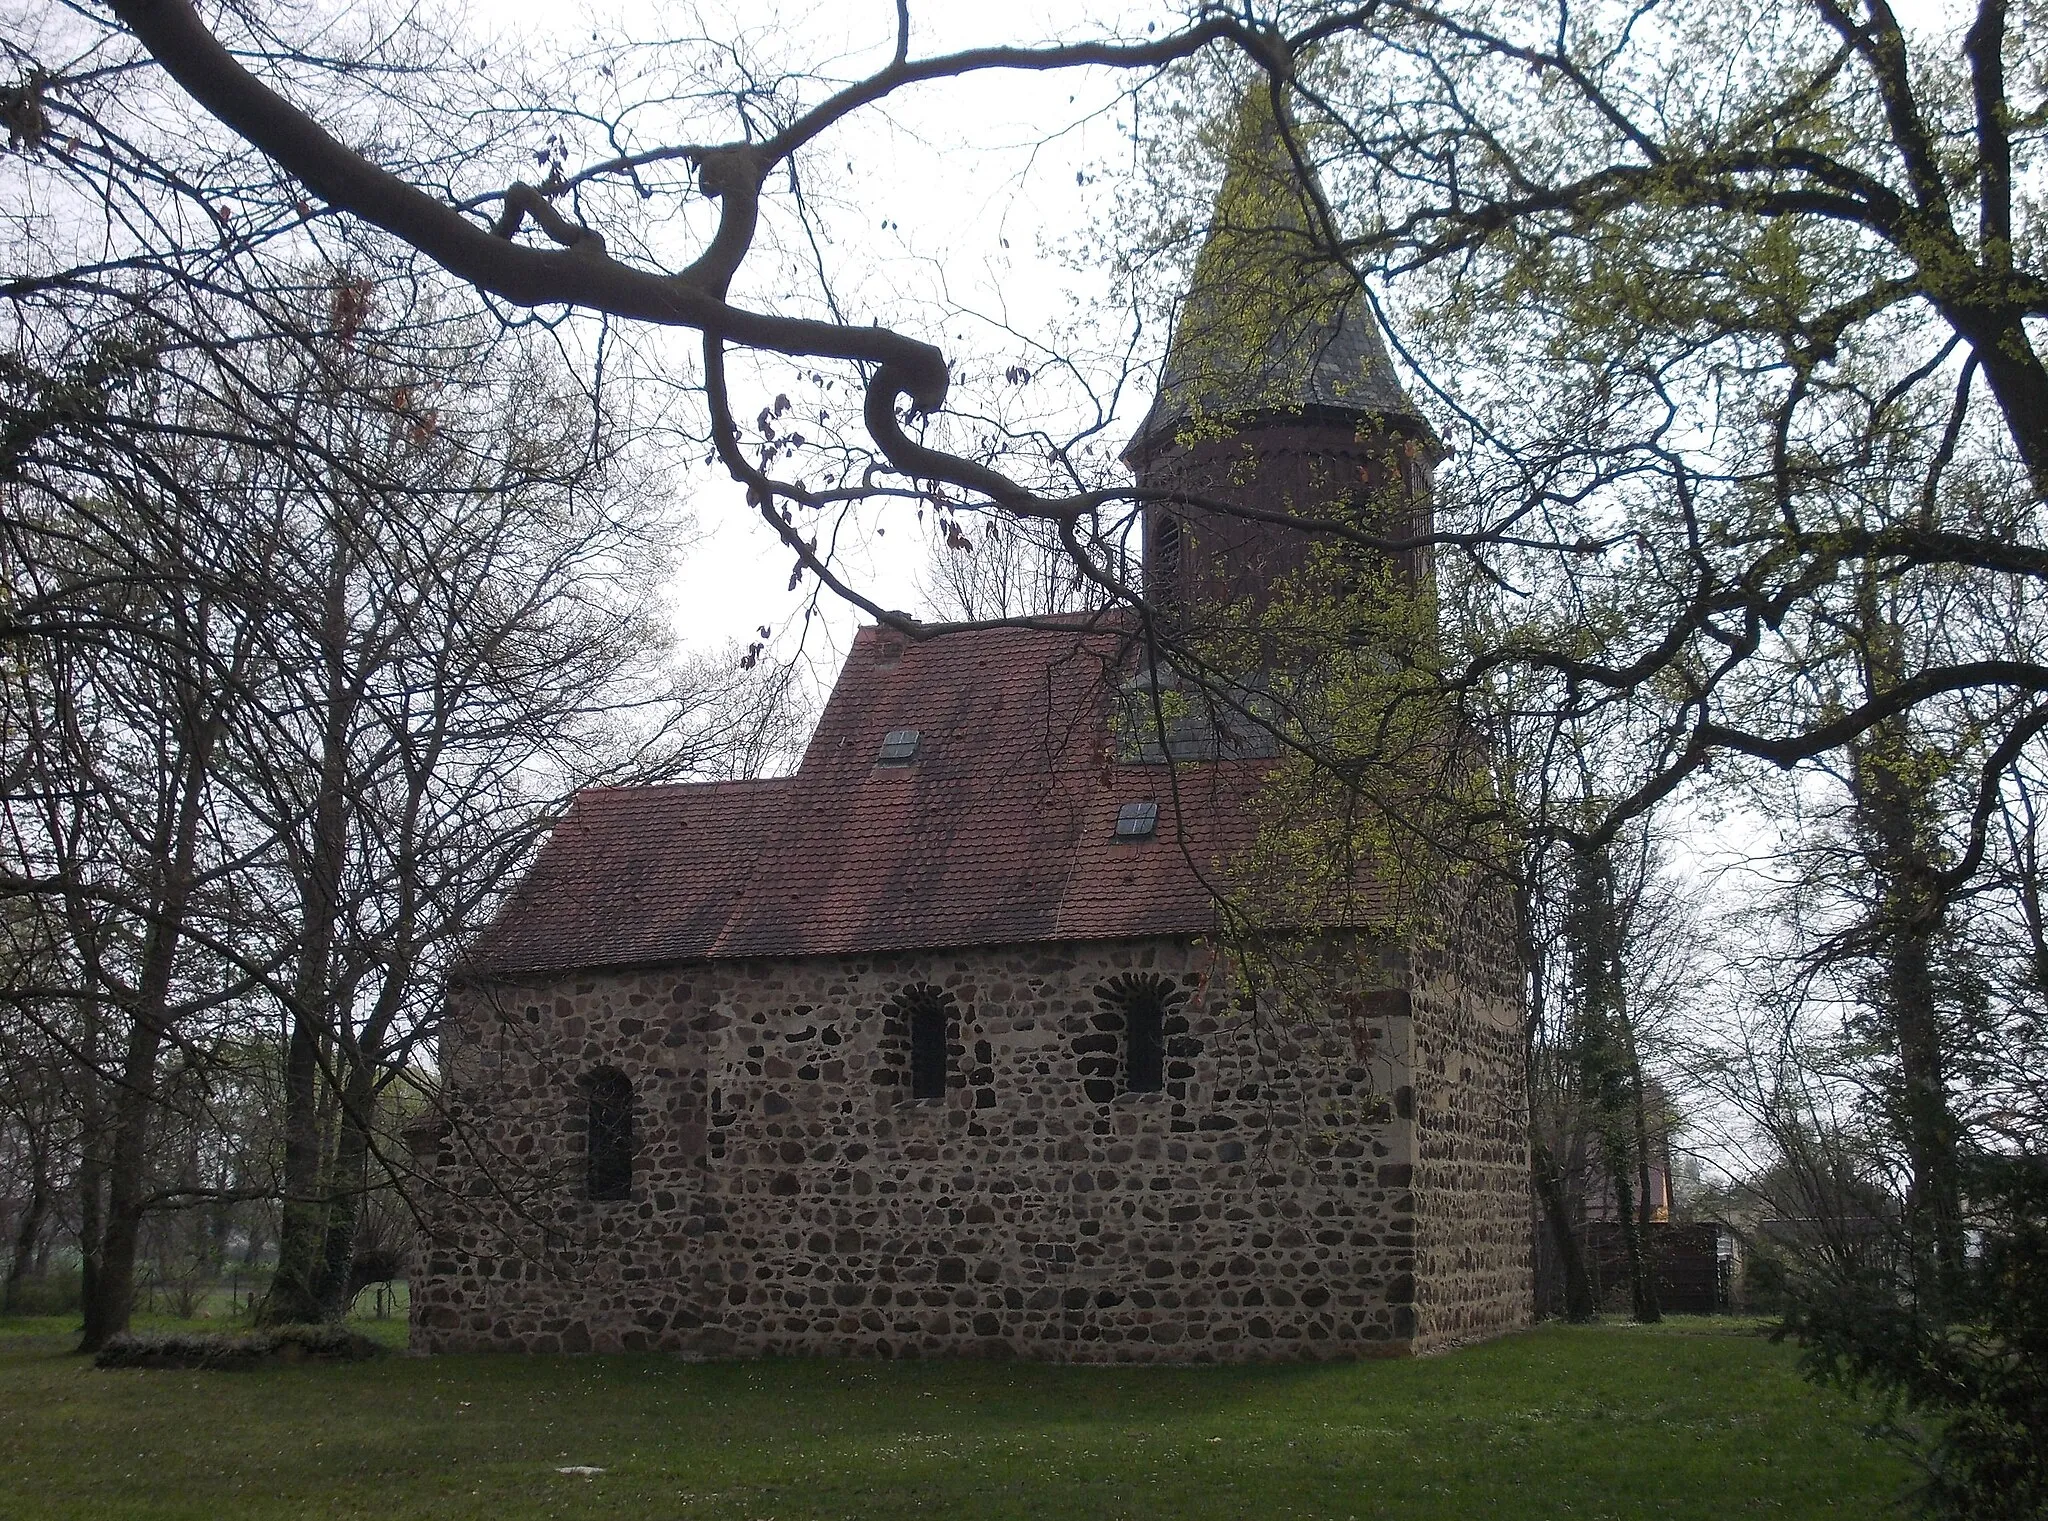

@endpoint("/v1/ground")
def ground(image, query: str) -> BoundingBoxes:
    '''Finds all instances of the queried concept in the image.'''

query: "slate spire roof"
[1124,87,1424,464]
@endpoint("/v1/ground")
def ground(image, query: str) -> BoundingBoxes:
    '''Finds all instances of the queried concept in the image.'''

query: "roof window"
[876,728,922,765]
[1114,800,1159,840]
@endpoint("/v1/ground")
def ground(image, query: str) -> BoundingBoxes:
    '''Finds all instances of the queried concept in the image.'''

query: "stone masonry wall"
[1408,880,1534,1351]
[411,936,1439,1362]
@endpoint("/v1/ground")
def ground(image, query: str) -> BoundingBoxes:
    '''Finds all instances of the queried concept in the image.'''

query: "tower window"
[582,1068,634,1201]
[1150,514,1182,616]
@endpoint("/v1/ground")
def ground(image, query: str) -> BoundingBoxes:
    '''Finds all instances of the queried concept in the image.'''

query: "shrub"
[1741,1251,1789,1315]
[2,1270,83,1317]
[1786,1154,2048,1520]
[94,1324,384,1371]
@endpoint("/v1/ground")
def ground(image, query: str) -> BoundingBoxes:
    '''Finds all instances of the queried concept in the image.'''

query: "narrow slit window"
[877,728,922,765]
[584,1068,634,1201]
[1126,996,1165,1093]
[1114,800,1159,840]
[909,1002,948,1100]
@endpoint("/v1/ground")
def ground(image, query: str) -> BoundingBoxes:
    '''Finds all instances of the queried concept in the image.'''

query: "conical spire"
[1124,88,1425,464]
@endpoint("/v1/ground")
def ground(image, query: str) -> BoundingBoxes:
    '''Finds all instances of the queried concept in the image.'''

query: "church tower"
[1123,93,1442,629]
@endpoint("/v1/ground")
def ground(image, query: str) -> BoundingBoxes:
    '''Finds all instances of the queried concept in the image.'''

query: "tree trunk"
[1608,1150,1657,1324]
[1631,1173,1662,1321]
[73,998,106,1334]
[80,902,194,1348]
[76,628,228,1352]
[1626,1022,1662,1324]
[1533,1140,1597,1321]
[1884,875,1963,1308]
[261,1017,331,1325]
[1851,588,1966,1315]
[81,876,199,1348]
[1519,860,1597,1321]
[2,1142,52,1314]
[1568,842,1660,1322]
[313,1058,377,1321]
[260,550,352,1326]
[80,1007,172,1349]
[1943,303,2048,501]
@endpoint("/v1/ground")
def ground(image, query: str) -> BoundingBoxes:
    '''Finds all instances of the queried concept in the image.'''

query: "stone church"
[407,105,1532,1362]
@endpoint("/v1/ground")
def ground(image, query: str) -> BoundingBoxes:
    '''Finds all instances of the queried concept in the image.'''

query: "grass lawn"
[0,1315,1906,1520]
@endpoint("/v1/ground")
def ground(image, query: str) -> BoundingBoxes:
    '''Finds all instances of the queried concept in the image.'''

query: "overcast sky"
[489,0,1187,685]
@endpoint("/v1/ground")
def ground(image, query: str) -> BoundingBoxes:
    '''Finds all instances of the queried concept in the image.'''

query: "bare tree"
[228,279,695,1324]
[919,511,1111,623]
[0,260,790,1340]
[1,399,269,1348]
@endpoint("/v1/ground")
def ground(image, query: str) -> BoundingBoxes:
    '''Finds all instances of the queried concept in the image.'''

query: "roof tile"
[469,618,1275,974]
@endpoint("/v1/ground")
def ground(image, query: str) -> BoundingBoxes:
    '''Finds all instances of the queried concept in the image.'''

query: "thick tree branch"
[1964,0,2012,272]
[106,0,947,395]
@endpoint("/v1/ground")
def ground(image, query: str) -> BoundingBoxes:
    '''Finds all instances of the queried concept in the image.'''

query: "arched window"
[1126,992,1165,1093]
[898,986,952,1100]
[910,1004,947,1099]
[1090,974,1194,1100]
[583,1068,634,1201]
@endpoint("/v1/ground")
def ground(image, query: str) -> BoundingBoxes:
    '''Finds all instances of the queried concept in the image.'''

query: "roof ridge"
[853,609,1136,637]
[575,775,793,797]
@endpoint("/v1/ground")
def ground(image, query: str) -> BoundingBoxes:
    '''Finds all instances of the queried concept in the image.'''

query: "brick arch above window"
[874,983,961,1104]
[1087,974,1196,1102]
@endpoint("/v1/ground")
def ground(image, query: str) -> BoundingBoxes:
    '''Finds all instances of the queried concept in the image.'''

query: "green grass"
[0,1315,1906,1520]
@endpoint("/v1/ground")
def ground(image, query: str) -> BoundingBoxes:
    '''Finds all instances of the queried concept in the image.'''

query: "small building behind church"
[406,102,1532,1362]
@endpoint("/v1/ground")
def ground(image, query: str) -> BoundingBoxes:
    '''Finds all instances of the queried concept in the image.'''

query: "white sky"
[488,0,1186,685]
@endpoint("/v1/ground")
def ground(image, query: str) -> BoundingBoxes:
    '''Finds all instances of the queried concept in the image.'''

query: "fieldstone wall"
[1409,882,1534,1351]
[410,936,1463,1362]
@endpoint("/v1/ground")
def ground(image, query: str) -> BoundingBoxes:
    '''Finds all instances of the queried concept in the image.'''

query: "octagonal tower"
[1123,94,1443,631]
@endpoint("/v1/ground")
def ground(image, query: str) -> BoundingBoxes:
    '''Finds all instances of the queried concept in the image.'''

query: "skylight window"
[876,728,922,765]
[1114,800,1159,840]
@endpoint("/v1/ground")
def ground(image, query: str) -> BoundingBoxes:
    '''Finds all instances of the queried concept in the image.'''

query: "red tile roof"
[466,617,1271,974]
[465,778,790,973]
